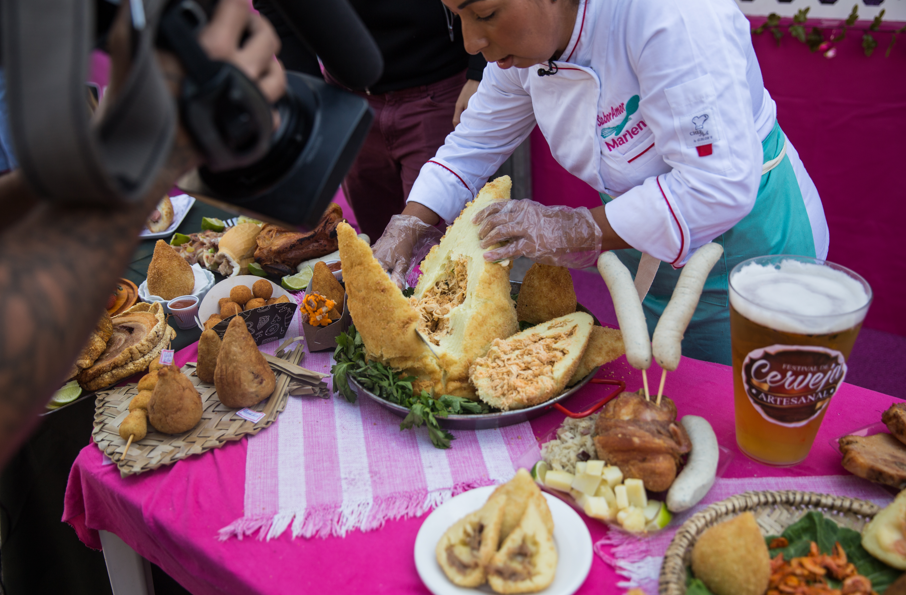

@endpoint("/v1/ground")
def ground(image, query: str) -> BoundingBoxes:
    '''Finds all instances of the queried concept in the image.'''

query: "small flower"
[818,41,833,52]
[824,46,837,58]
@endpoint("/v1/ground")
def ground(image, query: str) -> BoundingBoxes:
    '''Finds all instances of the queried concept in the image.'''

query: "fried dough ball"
[137,371,159,392]
[252,279,273,300]
[119,410,147,441]
[221,301,242,318]
[204,314,223,331]
[149,358,166,373]
[265,298,277,306]
[129,390,154,412]
[245,298,266,310]
[218,297,231,311]
[230,285,253,306]
[272,295,290,304]
[691,512,770,595]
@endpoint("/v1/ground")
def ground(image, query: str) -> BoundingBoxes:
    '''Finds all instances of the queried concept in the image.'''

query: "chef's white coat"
[407,0,828,266]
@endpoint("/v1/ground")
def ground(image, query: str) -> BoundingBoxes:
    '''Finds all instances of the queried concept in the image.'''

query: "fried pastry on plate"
[491,468,554,541]
[436,491,506,587]
[486,498,557,594]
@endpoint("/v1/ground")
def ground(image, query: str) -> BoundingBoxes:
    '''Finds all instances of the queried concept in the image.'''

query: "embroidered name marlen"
[596,102,626,126]
[605,120,648,152]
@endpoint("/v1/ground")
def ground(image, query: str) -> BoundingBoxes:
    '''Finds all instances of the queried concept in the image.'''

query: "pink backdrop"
[531,19,906,337]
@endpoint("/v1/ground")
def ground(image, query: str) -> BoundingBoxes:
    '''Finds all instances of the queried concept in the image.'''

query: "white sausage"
[597,252,651,370]
[652,243,724,371]
[667,415,718,512]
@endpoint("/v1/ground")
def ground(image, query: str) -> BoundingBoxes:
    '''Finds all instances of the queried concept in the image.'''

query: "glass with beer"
[729,255,871,466]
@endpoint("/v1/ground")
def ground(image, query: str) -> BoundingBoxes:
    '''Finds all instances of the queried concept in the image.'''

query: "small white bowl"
[167,295,201,330]
[139,264,215,313]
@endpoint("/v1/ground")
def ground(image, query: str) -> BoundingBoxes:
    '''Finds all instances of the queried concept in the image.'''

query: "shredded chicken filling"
[488,539,535,582]
[472,327,576,403]
[410,257,469,345]
[446,522,484,574]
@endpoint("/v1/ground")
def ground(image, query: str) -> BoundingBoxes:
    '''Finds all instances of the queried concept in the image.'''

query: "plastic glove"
[372,214,444,288]
[473,200,603,269]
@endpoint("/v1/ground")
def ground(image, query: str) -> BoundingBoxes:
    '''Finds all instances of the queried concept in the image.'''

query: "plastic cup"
[167,295,201,330]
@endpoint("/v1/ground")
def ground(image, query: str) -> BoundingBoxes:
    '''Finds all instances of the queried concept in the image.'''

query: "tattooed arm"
[0,0,284,468]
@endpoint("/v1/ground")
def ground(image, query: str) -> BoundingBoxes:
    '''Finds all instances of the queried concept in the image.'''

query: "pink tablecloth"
[64,349,901,594]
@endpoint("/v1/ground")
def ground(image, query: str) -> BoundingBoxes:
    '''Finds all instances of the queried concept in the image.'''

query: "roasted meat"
[254,203,343,276]
[883,403,906,446]
[839,433,906,488]
[593,390,691,492]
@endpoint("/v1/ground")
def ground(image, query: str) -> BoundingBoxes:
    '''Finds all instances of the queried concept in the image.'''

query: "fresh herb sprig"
[331,325,489,449]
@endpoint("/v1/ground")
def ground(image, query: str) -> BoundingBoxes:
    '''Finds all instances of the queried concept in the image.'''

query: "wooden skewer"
[656,368,667,407]
[641,368,650,401]
[121,434,134,460]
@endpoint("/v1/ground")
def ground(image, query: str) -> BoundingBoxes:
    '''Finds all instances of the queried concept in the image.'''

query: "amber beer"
[729,256,871,466]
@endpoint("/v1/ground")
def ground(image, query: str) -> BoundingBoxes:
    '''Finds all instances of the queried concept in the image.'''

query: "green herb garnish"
[331,325,489,449]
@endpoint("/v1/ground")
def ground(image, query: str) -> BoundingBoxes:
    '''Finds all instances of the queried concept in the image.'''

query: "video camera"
[0,0,383,230]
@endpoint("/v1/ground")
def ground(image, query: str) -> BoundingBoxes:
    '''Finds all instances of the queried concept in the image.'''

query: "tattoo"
[0,154,194,466]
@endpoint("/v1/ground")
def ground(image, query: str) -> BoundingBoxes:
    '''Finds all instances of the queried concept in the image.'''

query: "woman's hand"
[473,200,604,268]
[453,79,480,127]
[372,215,444,288]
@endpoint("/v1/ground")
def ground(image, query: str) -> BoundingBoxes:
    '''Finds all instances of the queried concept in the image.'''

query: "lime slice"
[200,217,225,232]
[169,232,191,246]
[248,262,268,277]
[282,267,313,292]
[237,215,264,226]
[531,461,550,485]
[48,381,82,409]
[642,500,672,529]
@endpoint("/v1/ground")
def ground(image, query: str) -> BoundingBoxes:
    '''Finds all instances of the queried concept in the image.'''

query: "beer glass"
[729,255,872,466]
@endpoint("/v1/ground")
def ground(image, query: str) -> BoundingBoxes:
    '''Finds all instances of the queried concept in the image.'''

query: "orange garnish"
[303,292,336,327]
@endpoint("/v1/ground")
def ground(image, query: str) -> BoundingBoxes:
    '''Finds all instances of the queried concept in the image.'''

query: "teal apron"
[600,123,816,365]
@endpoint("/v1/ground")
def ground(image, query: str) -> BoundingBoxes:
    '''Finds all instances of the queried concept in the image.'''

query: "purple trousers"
[329,71,467,240]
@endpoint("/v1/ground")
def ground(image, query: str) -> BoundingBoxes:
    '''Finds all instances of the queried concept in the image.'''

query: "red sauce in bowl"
[169,300,196,310]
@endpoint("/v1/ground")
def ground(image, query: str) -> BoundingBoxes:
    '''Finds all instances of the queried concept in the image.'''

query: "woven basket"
[658,490,882,595]
[92,345,307,477]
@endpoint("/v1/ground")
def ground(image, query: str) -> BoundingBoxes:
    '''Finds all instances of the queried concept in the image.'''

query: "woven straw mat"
[93,363,289,477]
[659,490,882,595]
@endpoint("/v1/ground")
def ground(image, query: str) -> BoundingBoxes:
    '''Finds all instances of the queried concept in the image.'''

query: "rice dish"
[540,414,599,473]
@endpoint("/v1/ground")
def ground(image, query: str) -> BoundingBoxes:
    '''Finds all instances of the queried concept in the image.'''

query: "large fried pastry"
[214,317,276,408]
[75,311,113,370]
[436,491,506,588]
[862,488,906,570]
[147,240,194,300]
[486,498,557,594]
[148,365,202,434]
[80,326,175,392]
[567,325,625,385]
[516,263,576,325]
[470,313,593,411]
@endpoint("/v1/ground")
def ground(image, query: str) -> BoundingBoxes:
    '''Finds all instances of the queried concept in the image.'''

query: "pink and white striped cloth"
[219,296,540,540]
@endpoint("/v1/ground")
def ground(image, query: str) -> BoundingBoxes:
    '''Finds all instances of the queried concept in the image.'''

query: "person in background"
[371,0,828,365]
[255,1,487,243]
[0,0,285,469]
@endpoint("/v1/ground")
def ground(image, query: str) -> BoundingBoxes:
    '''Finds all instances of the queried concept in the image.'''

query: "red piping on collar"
[564,0,589,62]
[429,160,470,191]
[656,176,685,266]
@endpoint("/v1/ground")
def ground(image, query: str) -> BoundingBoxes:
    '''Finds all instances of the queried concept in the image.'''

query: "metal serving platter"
[349,281,615,430]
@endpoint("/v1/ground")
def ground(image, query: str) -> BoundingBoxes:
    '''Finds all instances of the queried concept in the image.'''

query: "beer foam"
[730,259,870,334]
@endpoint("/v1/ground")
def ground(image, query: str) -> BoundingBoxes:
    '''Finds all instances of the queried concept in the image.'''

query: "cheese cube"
[571,472,602,496]
[575,461,587,475]
[643,500,663,522]
[614,484,630,510]
[620,507,647,534]
[602,466,623,488]
[624,478,647,509]
[595,483,617,509]
[570,489,589,510]
[544,470,575,492]
[585,460,605,477]
[616,508,629,525]
[584,496,614,521]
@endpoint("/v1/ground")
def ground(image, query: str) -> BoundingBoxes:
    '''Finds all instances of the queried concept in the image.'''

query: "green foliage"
[331,325,489,449]
[789,8,810,43]
[687,511,900,594]
[807,27,824,52]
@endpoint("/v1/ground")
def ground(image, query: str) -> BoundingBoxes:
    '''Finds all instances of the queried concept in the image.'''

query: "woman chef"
[371,0,828,365]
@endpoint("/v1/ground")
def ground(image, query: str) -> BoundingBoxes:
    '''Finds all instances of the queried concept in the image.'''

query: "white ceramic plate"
[138,194,196,239]
[414,486,593,595]
[197,276,291,324]
[138,264,215,313]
